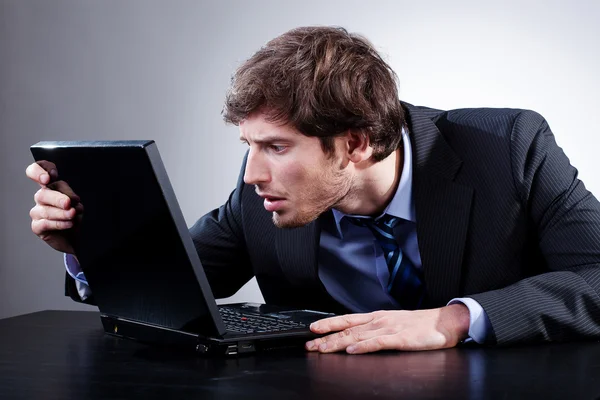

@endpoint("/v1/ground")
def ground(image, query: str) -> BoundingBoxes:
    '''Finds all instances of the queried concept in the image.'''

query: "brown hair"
[223,26,405,162]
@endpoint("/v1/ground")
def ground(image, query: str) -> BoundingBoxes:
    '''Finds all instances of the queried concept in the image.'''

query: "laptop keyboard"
[219,307,307,334]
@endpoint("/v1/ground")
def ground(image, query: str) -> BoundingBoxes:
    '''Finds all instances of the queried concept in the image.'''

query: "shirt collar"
[331,128,415,237]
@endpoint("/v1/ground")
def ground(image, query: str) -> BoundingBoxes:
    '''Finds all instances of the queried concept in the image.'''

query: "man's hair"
[222,26,405,162]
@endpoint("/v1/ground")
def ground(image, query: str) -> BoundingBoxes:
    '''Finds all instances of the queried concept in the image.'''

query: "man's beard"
[272,170,352,229]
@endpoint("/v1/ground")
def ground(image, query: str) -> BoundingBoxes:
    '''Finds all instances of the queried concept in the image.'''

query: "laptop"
[31,140,333,356]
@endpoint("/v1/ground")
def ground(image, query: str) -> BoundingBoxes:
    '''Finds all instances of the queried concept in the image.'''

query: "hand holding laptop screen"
[26,160,83,256]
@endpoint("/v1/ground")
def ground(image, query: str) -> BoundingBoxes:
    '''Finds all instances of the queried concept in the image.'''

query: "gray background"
[1,0,599,319]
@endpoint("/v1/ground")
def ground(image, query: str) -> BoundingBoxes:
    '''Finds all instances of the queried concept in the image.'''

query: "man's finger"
[310,312,375,334]
[306,327,388,353]
[34,188,72,210]
[47,180,81,203]
[31,219,74,235]
[30,205,77,222]
[26,163,50,185]
[26,161,58,185]
[36,160,58,178]
[346,335,399,354]
[74,202,84,214]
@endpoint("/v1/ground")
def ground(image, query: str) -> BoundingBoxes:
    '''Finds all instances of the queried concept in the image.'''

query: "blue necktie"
[347,214,425,310]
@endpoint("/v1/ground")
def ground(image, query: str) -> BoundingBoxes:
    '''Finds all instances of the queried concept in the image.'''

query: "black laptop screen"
[31,141,225,336]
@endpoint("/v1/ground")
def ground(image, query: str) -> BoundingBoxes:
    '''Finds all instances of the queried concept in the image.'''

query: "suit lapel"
[275,218,323,291]
[406,103,473,306]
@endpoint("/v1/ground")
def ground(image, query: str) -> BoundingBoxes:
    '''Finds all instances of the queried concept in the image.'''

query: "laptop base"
[101,302,331,356]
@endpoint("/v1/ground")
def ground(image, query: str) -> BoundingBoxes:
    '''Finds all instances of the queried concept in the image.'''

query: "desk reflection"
[306,349,476,399]
[60,318,600,400]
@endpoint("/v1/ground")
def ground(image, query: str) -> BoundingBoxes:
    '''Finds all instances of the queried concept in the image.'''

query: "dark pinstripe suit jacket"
[67,103,600,345]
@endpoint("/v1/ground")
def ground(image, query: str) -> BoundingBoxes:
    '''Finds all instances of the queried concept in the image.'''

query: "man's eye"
[270,145,286,153]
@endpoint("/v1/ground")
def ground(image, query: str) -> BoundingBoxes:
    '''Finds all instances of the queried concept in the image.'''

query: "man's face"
[240,113,352,228]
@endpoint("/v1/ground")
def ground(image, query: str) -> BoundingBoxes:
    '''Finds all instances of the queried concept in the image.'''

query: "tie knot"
[347,214,399,233]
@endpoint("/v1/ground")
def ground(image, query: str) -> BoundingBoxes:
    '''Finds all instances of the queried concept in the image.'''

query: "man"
[26,26,600,354]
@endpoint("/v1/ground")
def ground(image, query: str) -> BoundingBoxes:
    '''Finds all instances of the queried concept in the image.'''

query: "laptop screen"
[31,141,226,336]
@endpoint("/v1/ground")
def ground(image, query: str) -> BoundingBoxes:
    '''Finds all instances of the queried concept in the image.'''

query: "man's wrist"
[444,303,470,343]
[448,298,493,344]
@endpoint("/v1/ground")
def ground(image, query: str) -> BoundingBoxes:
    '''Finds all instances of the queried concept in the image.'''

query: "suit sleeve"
[65,270,96,305]
[65,152,254,303]
[469,111,600,345]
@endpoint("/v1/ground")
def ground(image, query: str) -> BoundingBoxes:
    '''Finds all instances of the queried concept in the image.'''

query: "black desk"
[1,311,599,399]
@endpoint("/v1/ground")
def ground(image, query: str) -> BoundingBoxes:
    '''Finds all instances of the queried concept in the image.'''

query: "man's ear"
[346,130,373,163]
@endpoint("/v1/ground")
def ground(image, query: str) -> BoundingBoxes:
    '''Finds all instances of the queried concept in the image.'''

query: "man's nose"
[243,150,271,185]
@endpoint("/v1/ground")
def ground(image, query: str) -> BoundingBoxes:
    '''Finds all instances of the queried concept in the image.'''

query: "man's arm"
[468,111,600,345]
[307,110,600,353]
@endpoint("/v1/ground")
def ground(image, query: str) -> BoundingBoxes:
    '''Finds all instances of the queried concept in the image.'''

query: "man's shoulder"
[409,103,546,129]
[405,103,548,145]
[444,107,545,126]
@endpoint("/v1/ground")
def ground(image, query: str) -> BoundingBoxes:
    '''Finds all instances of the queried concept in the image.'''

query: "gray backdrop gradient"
[1,0,599,319]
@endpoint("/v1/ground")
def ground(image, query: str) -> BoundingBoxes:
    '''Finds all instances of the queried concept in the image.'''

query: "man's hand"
[26,161,83,255]
[305,304,470,354]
